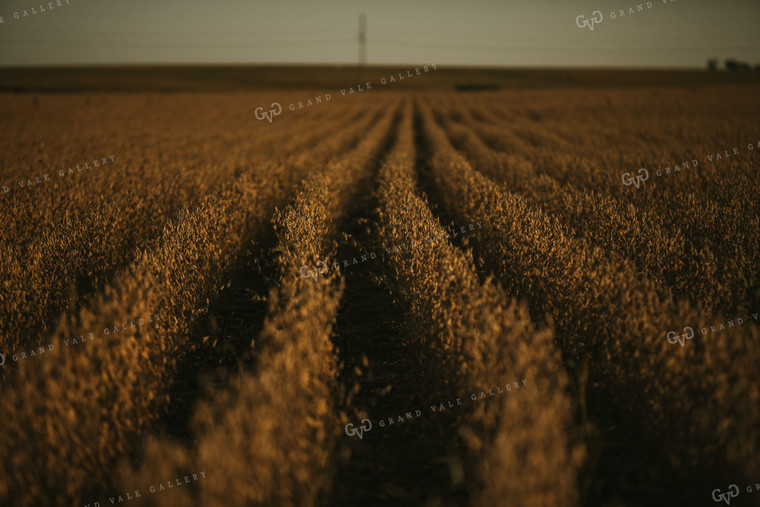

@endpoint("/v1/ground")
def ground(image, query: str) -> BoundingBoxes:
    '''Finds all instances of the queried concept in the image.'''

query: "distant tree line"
[707,58,760,71]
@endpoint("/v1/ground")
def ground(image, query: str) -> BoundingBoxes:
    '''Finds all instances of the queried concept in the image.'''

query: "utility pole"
[358,14,366,67]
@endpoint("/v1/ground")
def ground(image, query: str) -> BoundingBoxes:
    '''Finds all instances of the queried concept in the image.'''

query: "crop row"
[0,97,397,505]
[429,99,743,315]
[448,94,759,314]
[416,96,760,500]
[103,100,401,506]
[370,100,583,506]
[0,101,378,359]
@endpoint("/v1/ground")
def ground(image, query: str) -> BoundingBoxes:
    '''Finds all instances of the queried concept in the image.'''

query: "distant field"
[1,65,760,92]
[0,72,759,506]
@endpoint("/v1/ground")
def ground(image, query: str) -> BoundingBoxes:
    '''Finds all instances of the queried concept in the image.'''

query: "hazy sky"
[0,0,758,68]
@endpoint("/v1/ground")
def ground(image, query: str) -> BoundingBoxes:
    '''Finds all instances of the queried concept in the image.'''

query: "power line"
[370,38,760,55]
[0,36,355,49]
[0,33,757,56]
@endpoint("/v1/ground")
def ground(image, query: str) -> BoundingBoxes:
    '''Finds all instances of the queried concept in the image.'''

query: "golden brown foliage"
[0,86,758,506]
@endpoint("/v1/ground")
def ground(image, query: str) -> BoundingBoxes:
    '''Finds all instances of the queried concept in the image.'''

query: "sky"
[0,0,758,68]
